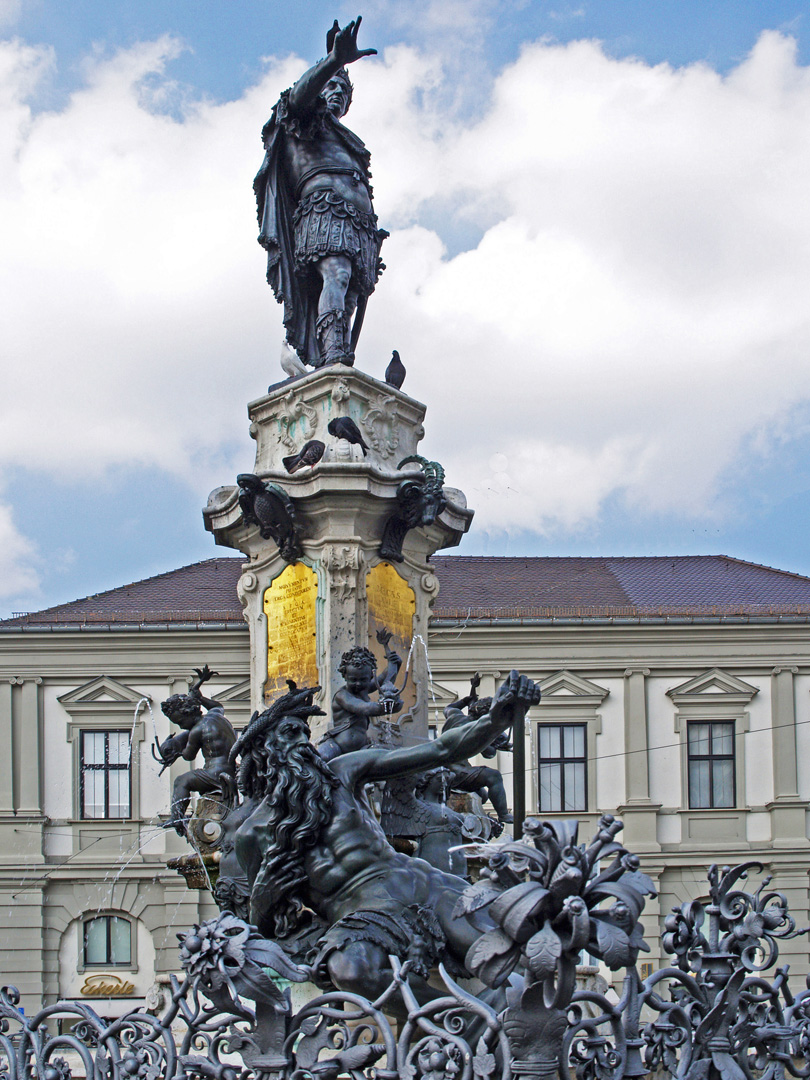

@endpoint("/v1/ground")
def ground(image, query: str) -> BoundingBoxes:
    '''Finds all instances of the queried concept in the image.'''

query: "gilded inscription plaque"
[263,563,318,701]
[366,562,417,724]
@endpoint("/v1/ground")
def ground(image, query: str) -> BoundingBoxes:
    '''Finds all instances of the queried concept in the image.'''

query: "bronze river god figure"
[226,672,541,1012]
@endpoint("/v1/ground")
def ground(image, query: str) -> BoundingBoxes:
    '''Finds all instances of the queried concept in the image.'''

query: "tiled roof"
[5,554,810,629]
[430,556,810,619]
[1,558,245,628]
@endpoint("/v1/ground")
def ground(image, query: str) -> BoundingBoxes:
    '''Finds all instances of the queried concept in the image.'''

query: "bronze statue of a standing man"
[255,18,388,369]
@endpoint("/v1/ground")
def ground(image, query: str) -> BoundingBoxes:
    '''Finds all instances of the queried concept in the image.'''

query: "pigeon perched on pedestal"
[282,440,325,474]
[327,417,369,455]
[280,341,307,379]
[384,350,406,389]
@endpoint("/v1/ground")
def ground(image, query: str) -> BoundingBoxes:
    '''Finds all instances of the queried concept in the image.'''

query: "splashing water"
[403,632,436,701]
[134,695,164,775]
[160,892,192,950]
[93,825,167,912]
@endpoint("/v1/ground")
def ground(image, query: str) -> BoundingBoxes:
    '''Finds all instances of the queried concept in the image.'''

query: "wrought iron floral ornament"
[455,815,656,1079]
[177,911,312,1071]
[6,861,810,1080]
[177,911,311,1017]
[641,861,809,1080]
[458,815,656,988]
[662,861,802,975]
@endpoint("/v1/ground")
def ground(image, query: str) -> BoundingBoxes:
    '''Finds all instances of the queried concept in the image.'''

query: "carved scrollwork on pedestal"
[361,393,400,458]
[421,571,439,595]
[323,545,364,600]
[332,378,351,403]
[271,389,318,451]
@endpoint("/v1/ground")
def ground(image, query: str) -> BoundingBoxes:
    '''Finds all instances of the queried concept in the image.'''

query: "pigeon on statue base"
[282,440,326,473]
[384,350,406,389]
[327,417,370,455]
[280,341,308,379]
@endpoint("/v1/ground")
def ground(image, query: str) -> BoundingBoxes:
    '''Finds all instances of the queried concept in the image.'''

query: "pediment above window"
[539,670,609,707]
[667,668,759,707]
[216,679,251,703]
[59,676,151,717]
[214,678,253,728]
[425,680,465,708]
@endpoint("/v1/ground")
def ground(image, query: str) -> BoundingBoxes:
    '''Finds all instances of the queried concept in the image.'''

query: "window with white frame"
[538,723,587,812]
[83,915,132,967]
[80,731,131,818]
[687,721,735,809]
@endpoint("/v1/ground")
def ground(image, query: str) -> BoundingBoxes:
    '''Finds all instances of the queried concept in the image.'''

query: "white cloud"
[1,30,810,539]
[0,501,39,600]
[352,31,810,532]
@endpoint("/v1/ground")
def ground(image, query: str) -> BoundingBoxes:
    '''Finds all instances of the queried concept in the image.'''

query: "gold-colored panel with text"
[366,562,417,724]
[263,562,318,701]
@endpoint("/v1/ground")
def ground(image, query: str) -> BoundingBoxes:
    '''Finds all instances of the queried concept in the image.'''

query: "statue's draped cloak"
[254,90,373,364]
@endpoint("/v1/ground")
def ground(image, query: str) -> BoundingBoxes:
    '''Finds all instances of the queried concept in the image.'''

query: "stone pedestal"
[204,364,473,743]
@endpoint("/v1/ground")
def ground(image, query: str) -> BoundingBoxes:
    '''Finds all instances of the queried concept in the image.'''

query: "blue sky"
[2,0,810,615]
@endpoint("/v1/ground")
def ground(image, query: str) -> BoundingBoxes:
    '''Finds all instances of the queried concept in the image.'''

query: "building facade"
[2,553,810,1010]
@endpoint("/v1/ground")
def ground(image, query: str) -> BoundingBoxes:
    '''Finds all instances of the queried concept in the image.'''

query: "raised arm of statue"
[443,672,481,719]
[288,17,376,115]
[194,689,223,711]
[189,665,222,711]
[342,671,540,784]
[373,627,402,690]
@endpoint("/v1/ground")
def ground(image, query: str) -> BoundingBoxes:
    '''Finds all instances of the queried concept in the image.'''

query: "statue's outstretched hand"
[490,671,541,724]
[193,664,218,685]
[331,17,377,66]
[375,627,392,648]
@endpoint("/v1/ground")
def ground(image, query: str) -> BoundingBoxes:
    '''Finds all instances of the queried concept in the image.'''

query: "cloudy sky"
[2,0,810,617]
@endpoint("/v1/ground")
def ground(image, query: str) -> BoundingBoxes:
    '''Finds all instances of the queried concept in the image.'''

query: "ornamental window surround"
[667,668,756,818]
[530,670,609,816]
[59,676,149,823]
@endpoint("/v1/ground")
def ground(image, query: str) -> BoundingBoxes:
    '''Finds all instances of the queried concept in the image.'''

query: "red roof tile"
[5,554,810,629]
[430,555,810,618]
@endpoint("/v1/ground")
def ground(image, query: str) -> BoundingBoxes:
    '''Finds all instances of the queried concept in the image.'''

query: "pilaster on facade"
[623,668,652,803]
[18,678,44,816]
[0,677,45,820]
[767,665,810,846]
[0,674,47,864]
[619,668,661,852]
[0,680,13,814]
